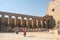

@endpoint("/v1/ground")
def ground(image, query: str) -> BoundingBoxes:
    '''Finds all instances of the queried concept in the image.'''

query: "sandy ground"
[0,32,59,40]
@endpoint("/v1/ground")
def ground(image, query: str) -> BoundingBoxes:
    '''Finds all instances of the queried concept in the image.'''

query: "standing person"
[23,27,26,37]
[16,29,19,34]
[16,27,19,34]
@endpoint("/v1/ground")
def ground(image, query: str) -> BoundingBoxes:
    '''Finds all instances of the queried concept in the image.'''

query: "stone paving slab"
[0,32,59,40]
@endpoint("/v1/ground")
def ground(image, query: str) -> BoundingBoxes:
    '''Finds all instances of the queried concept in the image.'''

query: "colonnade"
[0,15,49,28]
[0,13,51,31]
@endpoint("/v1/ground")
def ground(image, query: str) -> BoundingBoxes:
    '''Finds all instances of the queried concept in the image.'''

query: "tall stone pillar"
[9,16,11,26]
[28,18,32,28]
[46,20,48,28]
[15,17,16,26]
[36,19,38,27]
[41,20,43,28]
[8,16,9,25]
[21,17,24,27]
[44,20,47,28]
[26,18,29,27]
[32,19,34,28]
[1,15,4,31]
[21,18,22,27]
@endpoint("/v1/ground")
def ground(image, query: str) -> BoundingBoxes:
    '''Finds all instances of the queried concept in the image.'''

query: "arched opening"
[9,16,16,29]
[33,19,36,28]
[18,17,21,19]
[28,18,32,28]
[0,14,2,17]
[38,20,41,28]
[2,15,9,31]
[0,14,2,31]
[52,8,55,12]
[4,15,9,18]
[22,17,27,27]
[16,17,22,27]
[43,19,46,28]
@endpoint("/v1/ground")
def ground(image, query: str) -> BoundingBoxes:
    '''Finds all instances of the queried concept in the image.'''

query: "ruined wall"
[46,0,60,28]
[0,11,53,32]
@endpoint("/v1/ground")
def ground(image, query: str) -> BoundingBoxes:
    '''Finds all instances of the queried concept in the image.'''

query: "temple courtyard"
[0,30,60,40]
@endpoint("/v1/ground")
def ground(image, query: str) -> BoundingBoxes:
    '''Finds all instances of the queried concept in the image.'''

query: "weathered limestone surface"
[46,0,60,25]
[0,32,58,40]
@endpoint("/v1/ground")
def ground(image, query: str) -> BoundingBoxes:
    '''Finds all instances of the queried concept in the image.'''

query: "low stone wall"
[13,28,48,32]
[0,28,48,32]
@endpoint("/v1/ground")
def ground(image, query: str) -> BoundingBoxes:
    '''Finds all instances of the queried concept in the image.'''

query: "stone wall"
[46,0,60,29]
[0,11,56,32]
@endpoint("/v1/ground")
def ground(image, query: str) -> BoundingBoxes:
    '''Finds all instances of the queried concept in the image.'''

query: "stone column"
[36,19,38,27]
[46,20,48,28]
[21,18,22,27]
[21,17,24,27]
[26,18,29,27]
[44,21,47,28]
[8,16,9,25]
[1,15,4,31]
[41,21,43,28]
[9,16,11,26]
[32,19,33,28]
[15,17,16,26]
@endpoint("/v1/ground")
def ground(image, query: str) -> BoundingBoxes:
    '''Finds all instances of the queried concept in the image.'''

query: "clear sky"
[0,0,50,16]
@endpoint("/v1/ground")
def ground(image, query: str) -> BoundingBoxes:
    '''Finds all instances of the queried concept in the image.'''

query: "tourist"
[16,30,19,34]
[23,27,26,37]
[16,28,19,34]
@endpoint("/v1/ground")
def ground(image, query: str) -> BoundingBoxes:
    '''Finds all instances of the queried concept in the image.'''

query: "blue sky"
[0,0,50,16]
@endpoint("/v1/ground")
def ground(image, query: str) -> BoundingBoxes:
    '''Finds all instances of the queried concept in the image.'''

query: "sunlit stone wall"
[46,0,60,28]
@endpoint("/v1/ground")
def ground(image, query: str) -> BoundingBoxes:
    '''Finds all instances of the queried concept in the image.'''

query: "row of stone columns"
[0,15,49,28]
